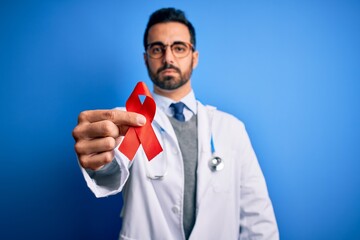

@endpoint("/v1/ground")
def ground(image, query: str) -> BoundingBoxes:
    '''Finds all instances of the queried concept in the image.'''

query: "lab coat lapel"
[196,101,214,204]
[153,101,215,205]
[152,105,179,146]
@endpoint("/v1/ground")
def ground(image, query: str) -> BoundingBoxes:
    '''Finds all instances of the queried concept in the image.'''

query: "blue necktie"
[170,102,186,122]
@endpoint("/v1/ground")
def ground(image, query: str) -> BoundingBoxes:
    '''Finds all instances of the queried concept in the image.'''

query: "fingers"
[78,109,146,126]
[78,150,115,171]
[75,137,118,170]
[73,109,146,140]
[73,120,120,140]
[73,109,145,170]
[75,137,117,155]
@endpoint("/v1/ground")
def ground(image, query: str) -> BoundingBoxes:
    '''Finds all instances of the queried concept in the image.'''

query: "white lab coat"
[81,100,279,240]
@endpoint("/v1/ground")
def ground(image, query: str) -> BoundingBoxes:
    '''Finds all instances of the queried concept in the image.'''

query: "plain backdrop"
[1,1,359,239]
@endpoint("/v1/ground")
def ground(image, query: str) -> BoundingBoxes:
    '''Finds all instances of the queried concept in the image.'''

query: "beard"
[146,61,193,90]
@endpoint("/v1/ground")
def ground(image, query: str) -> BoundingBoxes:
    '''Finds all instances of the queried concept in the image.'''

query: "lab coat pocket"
[142,151,167,180]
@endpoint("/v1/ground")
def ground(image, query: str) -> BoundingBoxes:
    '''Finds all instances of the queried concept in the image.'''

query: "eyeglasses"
[146,41,194,59]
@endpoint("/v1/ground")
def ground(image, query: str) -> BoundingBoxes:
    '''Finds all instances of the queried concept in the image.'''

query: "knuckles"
[78,111,89,123]
[103,110,117,121]
[78,154,90,169]
[74,110,117,170]
[103,151,114,164]
[103,137,116,151]
[78,151,114,170]
[100,120,117,137]
[74,141,84,154]
[72,125,82,140]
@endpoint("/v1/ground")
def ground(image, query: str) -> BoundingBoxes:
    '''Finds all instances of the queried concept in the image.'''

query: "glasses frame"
[146,41,195,59]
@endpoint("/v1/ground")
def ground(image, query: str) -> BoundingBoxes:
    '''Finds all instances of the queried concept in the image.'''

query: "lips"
[161,69,177,74]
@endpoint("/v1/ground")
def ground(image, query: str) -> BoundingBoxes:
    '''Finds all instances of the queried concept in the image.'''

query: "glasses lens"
[148,44,164,59]
[171,43,190,58]
[147,42,193,59]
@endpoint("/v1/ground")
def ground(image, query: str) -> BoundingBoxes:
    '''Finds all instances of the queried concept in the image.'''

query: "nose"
[162,45,175,64]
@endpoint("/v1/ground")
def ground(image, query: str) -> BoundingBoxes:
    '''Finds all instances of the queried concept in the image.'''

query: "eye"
[150,46,163,54]
[172,44,187,53]
[150,46,161,54]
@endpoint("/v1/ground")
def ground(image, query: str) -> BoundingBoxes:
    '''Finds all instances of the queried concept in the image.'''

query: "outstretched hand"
[72,109,146,170]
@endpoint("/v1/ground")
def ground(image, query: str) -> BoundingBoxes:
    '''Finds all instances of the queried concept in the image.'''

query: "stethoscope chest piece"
[209,156,224,172]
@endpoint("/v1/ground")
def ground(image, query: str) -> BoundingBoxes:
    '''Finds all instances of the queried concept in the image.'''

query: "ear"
[143,52,148,65]
[192,51,199,69]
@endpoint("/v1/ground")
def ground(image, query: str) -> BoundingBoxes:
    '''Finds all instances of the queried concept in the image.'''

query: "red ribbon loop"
[118,82,163,161]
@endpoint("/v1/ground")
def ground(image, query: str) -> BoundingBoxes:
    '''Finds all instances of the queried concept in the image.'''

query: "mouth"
[160,68,178,75]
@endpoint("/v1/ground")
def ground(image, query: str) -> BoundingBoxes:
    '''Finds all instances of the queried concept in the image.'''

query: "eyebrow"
[148,41,187,46]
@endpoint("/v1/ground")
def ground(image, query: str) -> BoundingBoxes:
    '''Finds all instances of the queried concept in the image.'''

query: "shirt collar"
[152,90,197,117]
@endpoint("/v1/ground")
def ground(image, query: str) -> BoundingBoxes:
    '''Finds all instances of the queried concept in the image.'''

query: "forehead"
[147,22,191,44]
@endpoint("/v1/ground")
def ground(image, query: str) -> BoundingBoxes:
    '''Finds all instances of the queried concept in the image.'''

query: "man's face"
[144,22,198,92]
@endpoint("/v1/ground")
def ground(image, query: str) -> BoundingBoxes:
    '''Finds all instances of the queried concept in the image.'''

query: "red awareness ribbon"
[118,82,163,161]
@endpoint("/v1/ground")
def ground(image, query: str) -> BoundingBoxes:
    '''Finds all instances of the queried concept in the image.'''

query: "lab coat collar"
[152,98,216,148]
[152,90,197,118]
[152,90,197,144]
[153,103,178,145]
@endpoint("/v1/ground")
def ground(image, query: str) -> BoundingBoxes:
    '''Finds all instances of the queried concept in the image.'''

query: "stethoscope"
[208,136,224,172]
[144,122,224,180]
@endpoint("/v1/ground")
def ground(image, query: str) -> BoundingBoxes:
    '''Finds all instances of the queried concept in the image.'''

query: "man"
[72,8,279,240]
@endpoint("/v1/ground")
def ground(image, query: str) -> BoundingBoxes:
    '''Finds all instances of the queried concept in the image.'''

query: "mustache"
[157,64,181,74]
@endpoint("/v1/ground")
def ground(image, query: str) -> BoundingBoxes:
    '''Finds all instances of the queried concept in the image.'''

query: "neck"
[153,80,192,101]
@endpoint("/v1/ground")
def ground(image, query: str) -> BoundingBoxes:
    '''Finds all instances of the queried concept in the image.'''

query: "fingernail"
[137,115,146,125]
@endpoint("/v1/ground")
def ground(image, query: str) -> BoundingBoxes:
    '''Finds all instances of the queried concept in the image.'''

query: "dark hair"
[143,8,196,50]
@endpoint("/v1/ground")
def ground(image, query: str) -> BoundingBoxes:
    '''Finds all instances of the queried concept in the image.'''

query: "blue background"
[1,1,359,239]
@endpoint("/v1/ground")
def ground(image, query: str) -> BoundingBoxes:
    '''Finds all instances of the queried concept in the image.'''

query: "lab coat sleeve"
[79,146,131,198]
[237,124,279,240]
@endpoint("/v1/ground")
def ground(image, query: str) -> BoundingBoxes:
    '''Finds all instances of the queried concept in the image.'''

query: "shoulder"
[199,102,245,129]
[198,101,252,151]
